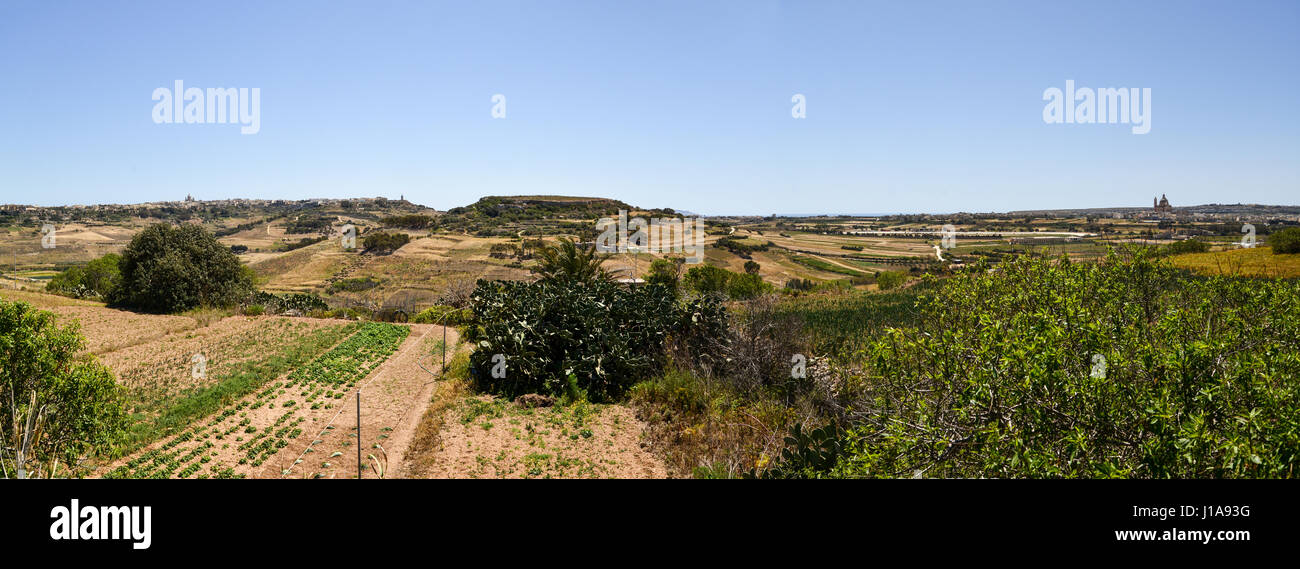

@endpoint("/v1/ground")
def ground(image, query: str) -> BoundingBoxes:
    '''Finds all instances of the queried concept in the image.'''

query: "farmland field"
[1168,246,1300,278]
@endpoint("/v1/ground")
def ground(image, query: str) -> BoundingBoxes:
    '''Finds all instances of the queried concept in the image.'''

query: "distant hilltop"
[0,196,417,212]
[1008,203,1300,217]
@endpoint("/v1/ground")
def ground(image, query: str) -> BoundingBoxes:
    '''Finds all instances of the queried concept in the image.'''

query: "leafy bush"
[875,270,908,290]
[46,253,122,299]
[248,291,328,314]
[413,305,473,325]
[1161,239,1210,256]
[381,214,435,229]
[726,272,772,300]
[466,279,725,401]
[822,251,1300,478]
[116,224,253,312]
[327,277,381,294]
[1270,227,1300,254]
[644,258,683,294]
[362,231,410,253]
[1,300,127,477]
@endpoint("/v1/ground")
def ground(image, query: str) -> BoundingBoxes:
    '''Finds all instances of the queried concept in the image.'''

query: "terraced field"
[105,322,411,479]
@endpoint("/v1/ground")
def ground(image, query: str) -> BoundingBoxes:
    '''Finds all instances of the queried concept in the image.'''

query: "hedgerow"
[810,250,1300,478]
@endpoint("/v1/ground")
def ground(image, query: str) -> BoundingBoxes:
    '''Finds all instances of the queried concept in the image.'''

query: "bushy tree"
[875,270,907,290]
[684,264,731,295]
[0,300,127,478]
[1161,239,1209,256]
[45,253,121,299]
[116,223,253,312]
[822,250,1300,478]
[644,257,683,294]
[1270,227,1300,254]
[466,279,726,401]
[362,231,411,253]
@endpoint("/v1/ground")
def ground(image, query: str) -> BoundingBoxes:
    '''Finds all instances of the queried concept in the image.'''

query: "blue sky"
[0,0,1296,215]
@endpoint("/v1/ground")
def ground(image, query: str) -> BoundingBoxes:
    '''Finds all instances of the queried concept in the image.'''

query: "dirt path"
[265,324,457,479]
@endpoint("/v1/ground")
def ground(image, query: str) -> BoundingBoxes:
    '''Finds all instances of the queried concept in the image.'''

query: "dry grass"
[1168,246,1300,278]
[402,375,469,477]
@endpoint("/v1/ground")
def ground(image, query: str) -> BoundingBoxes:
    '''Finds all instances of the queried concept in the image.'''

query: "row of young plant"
[105,322,409,478]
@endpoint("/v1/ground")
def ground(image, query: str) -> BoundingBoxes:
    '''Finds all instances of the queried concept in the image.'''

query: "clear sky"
[1,0,1296,215]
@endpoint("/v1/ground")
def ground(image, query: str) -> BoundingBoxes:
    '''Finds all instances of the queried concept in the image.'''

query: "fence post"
[356,390,362,479]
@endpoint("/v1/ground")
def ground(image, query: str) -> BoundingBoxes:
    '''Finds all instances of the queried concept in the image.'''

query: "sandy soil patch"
[412,394,670,479]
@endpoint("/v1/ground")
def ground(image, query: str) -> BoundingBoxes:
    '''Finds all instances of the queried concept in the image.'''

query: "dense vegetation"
[1160,239,1210,256]
[1271,227,1300,254]
[779,251,1300,478]
[381,214,436,229]
[46,253,122,299]
[116,224,254,312]
[362,231,411,253]
[465,279,726,402]
[1,300,127,478]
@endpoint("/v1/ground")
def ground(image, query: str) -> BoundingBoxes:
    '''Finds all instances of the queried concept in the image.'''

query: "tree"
[744,260,761,274]
[533,238,611,284]
[362,231,411,254]
[684,264,731,295]
[45,253,121,300]
[116,223,253,312]
[877,271,908,290]
[1,300,127,478]
[645,257,684,293]
[1270,227,1300,254]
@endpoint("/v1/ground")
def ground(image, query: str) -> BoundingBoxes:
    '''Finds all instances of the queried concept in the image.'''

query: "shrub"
[466,279,725,401]
[381,214,435,229]
[726,272,772,300]
[248,291,328,314]
[1161,239,1209,256]
[875,270,908,290]
[327,277,381,294]
[413,305,473,325]
[1,300,128,477]
[818,251,1300,478]
[46,254,121,299]
[645,258,684,294]
[683,265,731,295]
[1270,227,1300,254]
[362,232,410,254]
[116,224,253,312]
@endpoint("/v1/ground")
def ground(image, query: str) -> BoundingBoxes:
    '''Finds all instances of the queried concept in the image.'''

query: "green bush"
[362,231,411,253]
[46,254,122,299]
[1,300,128,477]
[466,279,725,401]
[876,270,908,290]
[116,224,253,313]
[726,272,772,300]
[819,251,1300,478]
[1161,239,1210,256]
[248,291,328,314]
[684,265,731,295]
[683,264,769,298]
[326,277,381,294]
[644,258,683,294]
[1270,227,1300,254]
[413,305,473,325]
